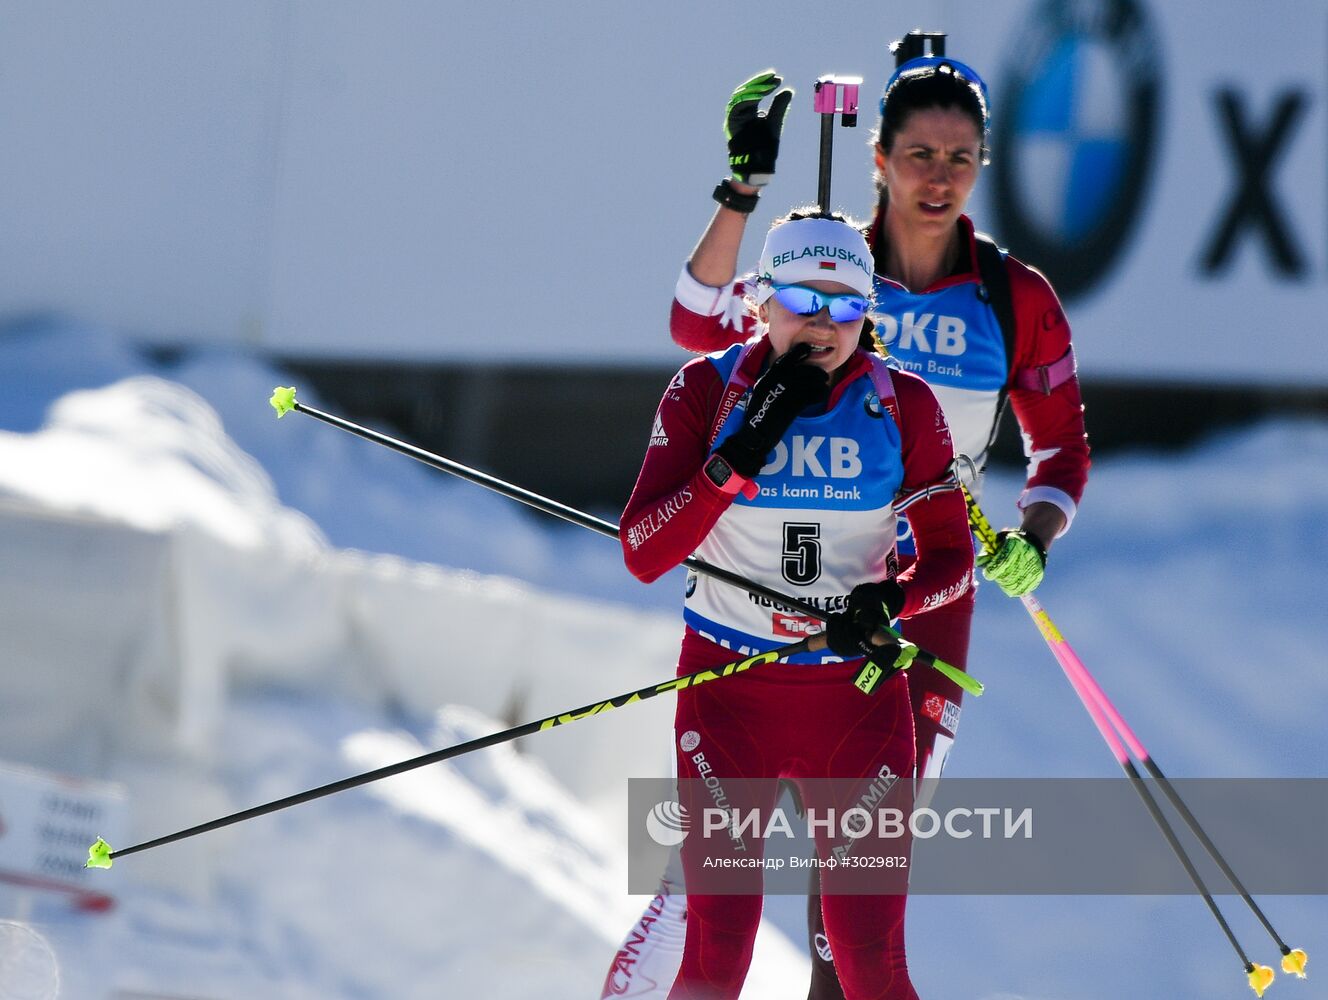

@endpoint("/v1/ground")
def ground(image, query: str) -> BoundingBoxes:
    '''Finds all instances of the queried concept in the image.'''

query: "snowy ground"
[0,319,1325,999]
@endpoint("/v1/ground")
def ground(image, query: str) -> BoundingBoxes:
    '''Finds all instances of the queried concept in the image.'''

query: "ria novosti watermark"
[635,774,1027,892]
[626,778,1328,895]
[644,798,1031,848]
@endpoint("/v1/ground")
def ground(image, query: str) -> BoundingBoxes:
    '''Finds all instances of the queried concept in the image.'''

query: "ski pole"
[964,488,1306,995]
[83,639,810,869]
[84,620,941,871]
[1026,590,1278,997]
[1005,589,1267,991]
[265,387,981,700]
[265,390,814,618]
[813,75,860,213]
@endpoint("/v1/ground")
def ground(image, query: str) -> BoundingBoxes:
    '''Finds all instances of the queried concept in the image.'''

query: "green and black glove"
[845,580,906,632]
[979,530,1047,597]
[824,580,917,695]
[725,71,794,187]
[824,580,915,667]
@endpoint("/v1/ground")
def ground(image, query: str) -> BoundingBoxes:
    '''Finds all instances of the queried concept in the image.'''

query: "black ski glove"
[725,71,794,187]
[823,581,907,659]
[847,580,906,631]
[715,343,829,477]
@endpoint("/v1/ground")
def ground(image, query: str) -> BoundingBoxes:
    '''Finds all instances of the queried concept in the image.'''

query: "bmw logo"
[863,388,883,418]
[992,0,1162,298]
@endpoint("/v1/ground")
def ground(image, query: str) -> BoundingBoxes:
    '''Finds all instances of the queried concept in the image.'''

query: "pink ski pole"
[964,487,1306,996]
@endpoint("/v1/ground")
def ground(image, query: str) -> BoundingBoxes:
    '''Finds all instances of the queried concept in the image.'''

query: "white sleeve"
[675,265,742,317]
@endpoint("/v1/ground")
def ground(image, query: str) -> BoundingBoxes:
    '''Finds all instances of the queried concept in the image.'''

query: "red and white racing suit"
[612,338,972,1000]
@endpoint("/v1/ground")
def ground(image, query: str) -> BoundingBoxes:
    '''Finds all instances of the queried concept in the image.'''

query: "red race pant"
[668,630,919,1000]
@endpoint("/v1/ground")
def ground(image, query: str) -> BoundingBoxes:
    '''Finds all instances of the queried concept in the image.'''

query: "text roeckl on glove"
[714,343,829,477]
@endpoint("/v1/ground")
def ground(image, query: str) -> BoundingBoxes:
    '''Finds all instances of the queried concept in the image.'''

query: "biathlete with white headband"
[613,212,973,1000]
[602,33,1090,1000]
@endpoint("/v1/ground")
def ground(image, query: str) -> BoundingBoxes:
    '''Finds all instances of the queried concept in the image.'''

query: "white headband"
[755,217,875,304]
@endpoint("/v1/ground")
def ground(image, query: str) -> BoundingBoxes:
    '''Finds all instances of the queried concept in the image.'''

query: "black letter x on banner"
[1200,88,1308,277]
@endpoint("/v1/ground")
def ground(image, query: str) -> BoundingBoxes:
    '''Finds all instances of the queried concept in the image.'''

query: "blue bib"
[871,274,1005,558]
[685,343,904,661]
[870,276,1007,393]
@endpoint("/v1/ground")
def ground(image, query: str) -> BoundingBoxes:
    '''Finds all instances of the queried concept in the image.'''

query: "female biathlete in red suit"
[617,213,972,999]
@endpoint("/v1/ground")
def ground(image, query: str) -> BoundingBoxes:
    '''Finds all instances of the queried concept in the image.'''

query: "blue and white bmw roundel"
[992,0,1162,298]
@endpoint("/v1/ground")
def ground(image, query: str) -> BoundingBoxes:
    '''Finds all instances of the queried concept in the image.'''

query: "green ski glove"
[724,71,793,187]
[978,530,1047,597]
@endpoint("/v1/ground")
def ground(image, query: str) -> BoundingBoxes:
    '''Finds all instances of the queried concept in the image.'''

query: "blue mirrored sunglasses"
[770,283,870,323]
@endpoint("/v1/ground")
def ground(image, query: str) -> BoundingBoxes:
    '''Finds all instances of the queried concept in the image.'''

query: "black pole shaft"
[110,638,811,861]
[965,486,1269,966]
[289,399,953,679]
[292,400,828,620]
[1141,756,1290,952]
[818,113,834,213]
[1117,759,1252,969]
[297,402,616,536]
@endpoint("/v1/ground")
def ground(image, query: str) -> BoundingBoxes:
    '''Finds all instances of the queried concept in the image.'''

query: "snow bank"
[0,372,683,794]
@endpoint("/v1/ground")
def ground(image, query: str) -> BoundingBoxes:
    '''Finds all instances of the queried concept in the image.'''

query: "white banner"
[0,0,1322,383]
